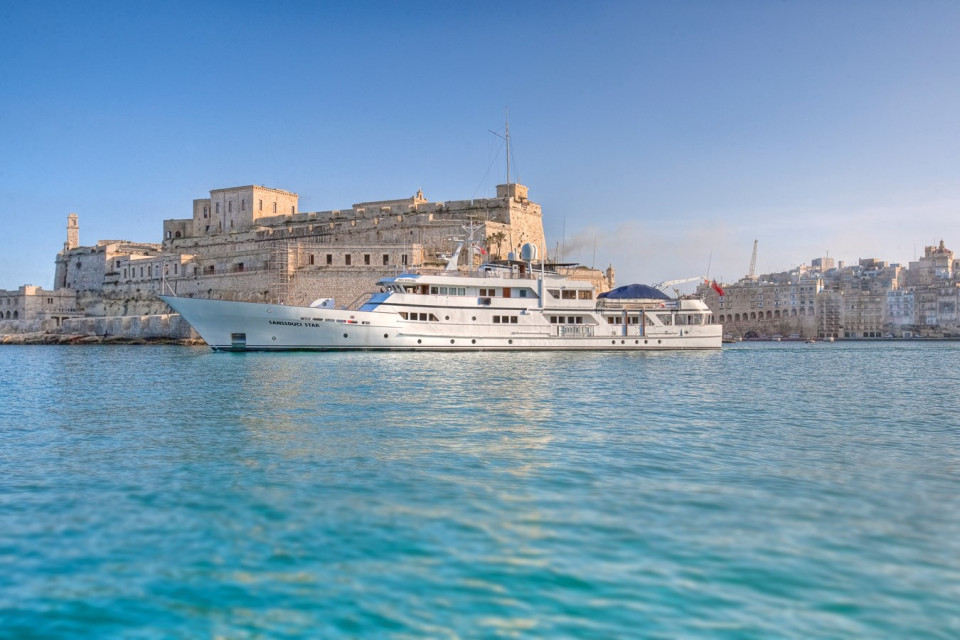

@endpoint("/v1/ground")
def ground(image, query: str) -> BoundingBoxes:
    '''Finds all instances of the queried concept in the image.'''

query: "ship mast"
[490,108,512,186]
[505,108,510,186]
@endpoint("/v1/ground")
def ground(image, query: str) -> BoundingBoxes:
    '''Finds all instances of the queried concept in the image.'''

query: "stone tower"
[65,213,79,252]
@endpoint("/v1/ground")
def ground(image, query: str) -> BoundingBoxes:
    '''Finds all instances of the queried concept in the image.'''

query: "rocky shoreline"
[1,333,206,346]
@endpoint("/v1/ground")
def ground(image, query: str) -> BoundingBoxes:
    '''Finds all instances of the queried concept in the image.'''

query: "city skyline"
[2,1,958,290]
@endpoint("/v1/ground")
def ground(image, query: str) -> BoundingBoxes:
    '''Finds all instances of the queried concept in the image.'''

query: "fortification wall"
[61,314,198,339]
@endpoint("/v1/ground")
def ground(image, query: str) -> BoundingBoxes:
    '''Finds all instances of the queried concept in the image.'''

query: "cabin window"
[561,290,577,299]
[548,289,560,299]
[430,287,438,294]
[578,290,592,300]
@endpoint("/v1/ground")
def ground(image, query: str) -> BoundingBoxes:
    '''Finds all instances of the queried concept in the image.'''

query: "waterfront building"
[702,241,960,339]
[0,285,80,333]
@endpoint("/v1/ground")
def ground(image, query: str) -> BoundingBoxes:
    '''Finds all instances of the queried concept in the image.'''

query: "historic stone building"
[0,286,80,333]
[4,180,615,339]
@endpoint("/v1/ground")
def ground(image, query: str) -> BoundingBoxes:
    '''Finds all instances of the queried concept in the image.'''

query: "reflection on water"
[1,343,958,637]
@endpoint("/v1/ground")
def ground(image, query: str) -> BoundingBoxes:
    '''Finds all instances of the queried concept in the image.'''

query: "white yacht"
[161,244,721,352]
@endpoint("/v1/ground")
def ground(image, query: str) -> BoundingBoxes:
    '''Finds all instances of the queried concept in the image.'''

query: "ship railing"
[559,325,595,338]
[346,291,378,310]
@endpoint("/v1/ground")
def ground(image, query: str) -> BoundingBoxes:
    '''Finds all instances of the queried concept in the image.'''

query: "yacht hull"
[161,296,722,352]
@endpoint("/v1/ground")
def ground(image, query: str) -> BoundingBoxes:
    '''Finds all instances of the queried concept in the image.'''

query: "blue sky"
[2,0,958,290]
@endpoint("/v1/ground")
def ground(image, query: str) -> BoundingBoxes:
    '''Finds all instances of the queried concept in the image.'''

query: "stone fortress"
[697,241,960,339]
[1,181,613,341]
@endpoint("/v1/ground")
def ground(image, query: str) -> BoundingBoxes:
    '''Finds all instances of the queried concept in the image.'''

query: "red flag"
[711,280,725,296]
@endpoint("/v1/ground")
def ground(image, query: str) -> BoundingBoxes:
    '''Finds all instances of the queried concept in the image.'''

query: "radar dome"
[520,243,538,261]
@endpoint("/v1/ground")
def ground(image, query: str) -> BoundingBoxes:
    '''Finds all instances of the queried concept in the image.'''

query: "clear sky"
[2,0,958,291]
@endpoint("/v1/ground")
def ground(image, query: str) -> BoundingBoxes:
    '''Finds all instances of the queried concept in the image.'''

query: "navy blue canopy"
[597,284,671,300]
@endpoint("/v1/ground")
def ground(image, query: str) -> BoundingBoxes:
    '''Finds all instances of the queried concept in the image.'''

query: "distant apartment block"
[700,241,960,339]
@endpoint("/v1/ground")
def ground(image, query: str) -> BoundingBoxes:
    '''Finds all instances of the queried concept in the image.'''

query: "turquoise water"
[1,342,958,638]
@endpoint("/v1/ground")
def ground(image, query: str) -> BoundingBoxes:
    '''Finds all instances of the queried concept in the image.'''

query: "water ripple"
[1,343,959,637]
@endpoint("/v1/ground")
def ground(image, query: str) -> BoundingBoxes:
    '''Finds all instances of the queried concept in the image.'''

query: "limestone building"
[15,181,614,338]
[0,285,80,333]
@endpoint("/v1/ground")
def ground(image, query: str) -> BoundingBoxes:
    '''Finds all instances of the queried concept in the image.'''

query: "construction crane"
[747,239,758,280]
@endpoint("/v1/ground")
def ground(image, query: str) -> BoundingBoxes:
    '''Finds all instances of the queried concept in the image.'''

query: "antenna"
[488,107,511,185]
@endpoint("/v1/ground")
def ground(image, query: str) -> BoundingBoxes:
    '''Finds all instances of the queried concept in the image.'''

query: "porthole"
[445,316,450,320]
[644,339,648,344]
[472,316,476,321]
[343,333,348,338]
[621,340,625,344]
[384,333,389,339]
[450,339,455,344]
[471,339,476,344]
[272,336,276,341]
[658,339,662,344]
[635,340,639,344]
[508,339,513,344]
[417,339,422,344]
[611,340,616,345]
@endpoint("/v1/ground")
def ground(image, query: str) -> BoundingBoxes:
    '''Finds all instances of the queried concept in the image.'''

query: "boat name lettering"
[269,319,329,329]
